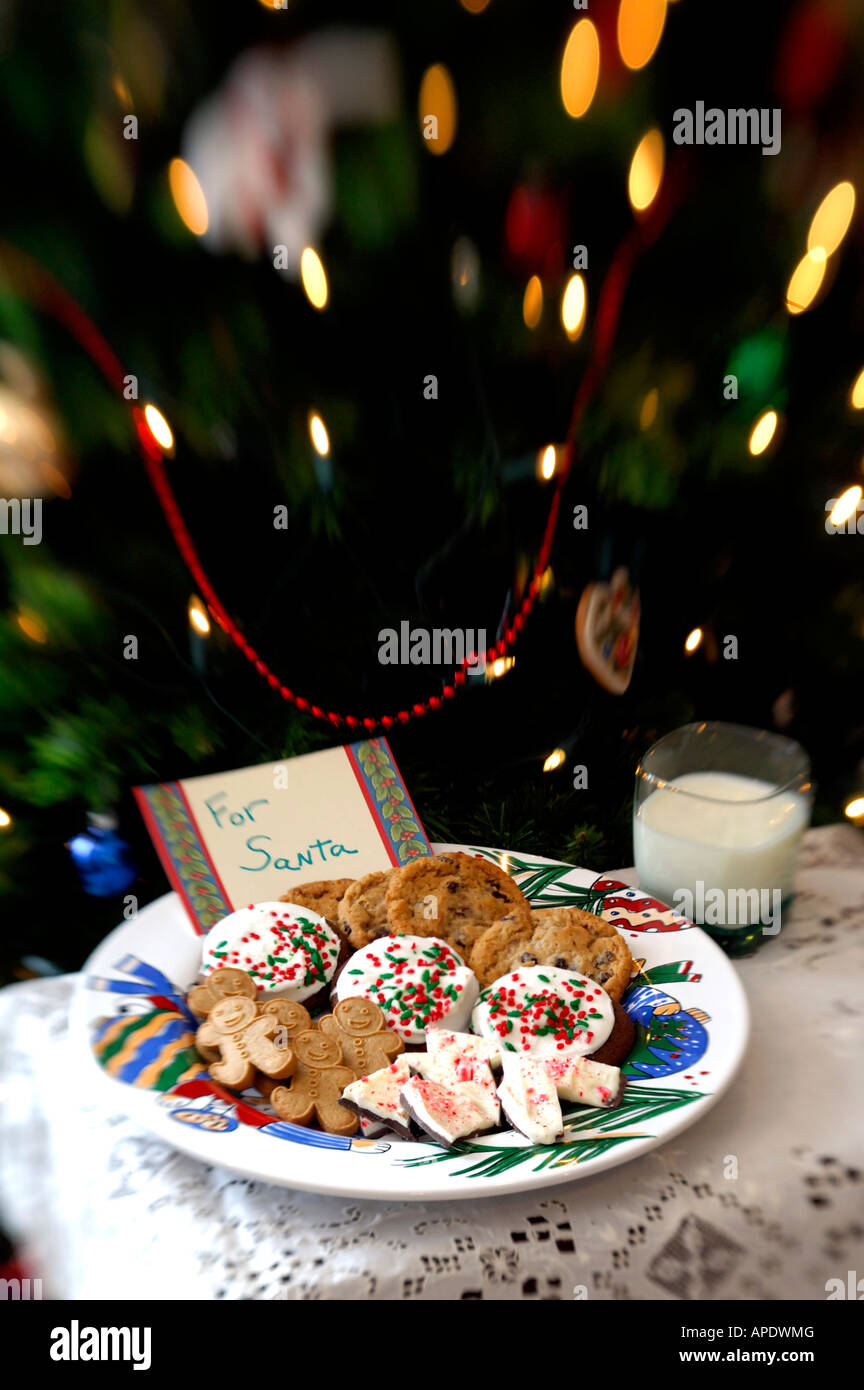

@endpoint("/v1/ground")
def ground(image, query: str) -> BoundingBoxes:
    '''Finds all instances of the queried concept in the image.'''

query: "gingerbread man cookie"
[187,966,259,1020]
[252,1000,312,1094]
[318,997,404,1076]
[269,1031,358,1136]
[259,998,312,1037]
[195,996,296,1090]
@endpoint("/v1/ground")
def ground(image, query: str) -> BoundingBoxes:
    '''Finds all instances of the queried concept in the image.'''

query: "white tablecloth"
[2,825,863,1301]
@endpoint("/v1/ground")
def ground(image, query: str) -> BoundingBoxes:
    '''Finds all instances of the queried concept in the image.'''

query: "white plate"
[71,844,749,1201]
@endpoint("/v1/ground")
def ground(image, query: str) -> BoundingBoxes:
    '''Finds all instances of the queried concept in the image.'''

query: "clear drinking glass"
[633,721,813,956]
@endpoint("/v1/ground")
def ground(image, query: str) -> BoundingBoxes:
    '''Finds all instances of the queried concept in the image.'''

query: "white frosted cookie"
[471,965,615,1061]
[334,936,478,1046]
[201,901,341,1003]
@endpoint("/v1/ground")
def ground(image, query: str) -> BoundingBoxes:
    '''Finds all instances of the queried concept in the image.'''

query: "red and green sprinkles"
[344,941,466,1030]
[483,973,605,1054]
[204,905,339,993]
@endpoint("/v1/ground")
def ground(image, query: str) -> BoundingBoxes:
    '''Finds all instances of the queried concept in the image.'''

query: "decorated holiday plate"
[70,844,748,1201]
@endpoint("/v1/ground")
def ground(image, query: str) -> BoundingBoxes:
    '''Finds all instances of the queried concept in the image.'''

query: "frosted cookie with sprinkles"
[471,905,633,999]
[385,852,531,958]
[337,869,395,948]
[201,902,342,1005]
[333,935,478,1046]
[471,964,616,1060]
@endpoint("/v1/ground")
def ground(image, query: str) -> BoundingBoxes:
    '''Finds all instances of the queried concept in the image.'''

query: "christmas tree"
[1,0,862,982]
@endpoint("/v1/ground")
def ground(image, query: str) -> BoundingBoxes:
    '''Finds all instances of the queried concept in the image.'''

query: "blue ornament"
[68,813,137,897]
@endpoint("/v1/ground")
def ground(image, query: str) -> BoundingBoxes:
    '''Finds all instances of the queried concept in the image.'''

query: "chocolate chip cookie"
[337,869,396,948]
[385,852,531,959]
[279,879,355,927]
[471,905,633,999]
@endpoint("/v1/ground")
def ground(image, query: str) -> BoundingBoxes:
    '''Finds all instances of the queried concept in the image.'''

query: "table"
[2,825,862,1301]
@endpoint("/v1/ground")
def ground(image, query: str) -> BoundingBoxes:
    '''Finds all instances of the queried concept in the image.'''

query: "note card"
[134,738,432,934]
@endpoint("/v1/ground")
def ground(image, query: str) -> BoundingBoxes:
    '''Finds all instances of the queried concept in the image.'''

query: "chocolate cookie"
[587,999,634,1067]
[385,852,531,959]
[471,905,633,999]
[279,878,355,927]
[337,869,395,948]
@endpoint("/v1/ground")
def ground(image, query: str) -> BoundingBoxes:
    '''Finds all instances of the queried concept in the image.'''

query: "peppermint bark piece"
[400,1076,495,1146]
[408,1049,499,1125]
[543,1055,624,1109]
[497,1056,565,1144]
[339,1056,415,1140]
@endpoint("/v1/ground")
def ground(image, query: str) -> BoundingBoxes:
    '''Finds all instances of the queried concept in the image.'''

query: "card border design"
[134,739,432,933]
[133,782,231,934]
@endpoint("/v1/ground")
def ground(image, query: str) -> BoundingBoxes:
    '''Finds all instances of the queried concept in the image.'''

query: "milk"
[633,771,809,920]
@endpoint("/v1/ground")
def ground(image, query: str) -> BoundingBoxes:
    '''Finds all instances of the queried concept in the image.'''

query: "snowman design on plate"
[622,975,710,1081]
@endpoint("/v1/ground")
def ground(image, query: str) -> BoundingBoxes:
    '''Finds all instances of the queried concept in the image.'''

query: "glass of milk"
[633,722,812,954]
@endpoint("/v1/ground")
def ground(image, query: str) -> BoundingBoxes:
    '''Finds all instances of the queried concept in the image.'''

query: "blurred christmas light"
[460,0,491,11]
[628,129,664,214]
[488,655,515,681]
[187,596,210,636]
[419,64,457,155]
[308,412,330,457]
[300,247,328,309]
[785,248,826,315]
[748,409,778,456]
[112,73,133,107]
[168,158,208,236]
[618,0,668,72]
[543,748,566,773]
[143,403,173,451]
[523,274,543,329]
[561,273,586,339]
[850,366,864,410]
[807,180,856,258]
[845,796,864,820]
[0,808,11,830]
[451,236,480,310]
[560,19,600,120]
[15,610,47,644]
[639,387,659,430]
[538,565,554,594]
[684,627,703,654]
[829,485,862,527]
[0,374,67,498]
[537,445,557,480]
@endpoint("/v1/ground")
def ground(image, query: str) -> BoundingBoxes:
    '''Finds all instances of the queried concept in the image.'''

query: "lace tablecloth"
[2,825,863,1302]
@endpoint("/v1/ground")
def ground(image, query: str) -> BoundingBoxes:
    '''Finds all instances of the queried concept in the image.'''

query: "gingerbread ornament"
[187,966,259,1020]
[319,997,404,1077]
[195,996,296,1090]
[269,1030,358,1136]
